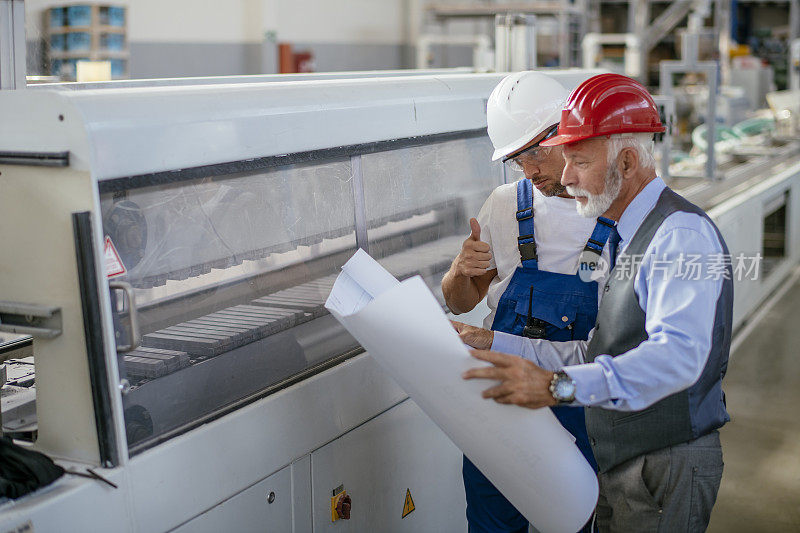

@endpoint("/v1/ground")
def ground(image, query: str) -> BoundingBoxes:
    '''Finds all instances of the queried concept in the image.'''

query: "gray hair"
[607,133,656,171]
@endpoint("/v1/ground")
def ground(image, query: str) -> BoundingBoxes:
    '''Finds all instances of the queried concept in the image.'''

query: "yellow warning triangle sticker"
[402,488,415,518]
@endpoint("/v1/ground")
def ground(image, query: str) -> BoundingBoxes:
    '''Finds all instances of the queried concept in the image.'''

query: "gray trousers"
[595,431,723,533]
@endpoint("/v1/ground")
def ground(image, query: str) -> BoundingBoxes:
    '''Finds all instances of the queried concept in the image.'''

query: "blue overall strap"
[578,216,616,274]
[515,178,538,268]
[584,216,616,255]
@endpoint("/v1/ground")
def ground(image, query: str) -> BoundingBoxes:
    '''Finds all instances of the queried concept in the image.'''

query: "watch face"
[555,378,575,401]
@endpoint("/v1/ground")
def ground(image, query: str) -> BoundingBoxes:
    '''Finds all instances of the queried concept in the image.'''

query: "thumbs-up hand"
[454,218,492,278]
[468,218,482,241]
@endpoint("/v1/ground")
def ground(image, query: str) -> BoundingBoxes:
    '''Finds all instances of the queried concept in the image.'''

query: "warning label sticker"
[402,488,415,518]
[104,236,126,278]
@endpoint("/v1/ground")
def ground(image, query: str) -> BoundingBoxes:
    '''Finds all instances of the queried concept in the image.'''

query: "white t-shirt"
[476,180,610,329]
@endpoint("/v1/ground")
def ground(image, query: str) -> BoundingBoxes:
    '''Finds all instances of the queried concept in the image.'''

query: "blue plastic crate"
[101,33,125,51]
[110,59,125,78]
[66,5,92,27]
[49,7,65,27]
[50,34,66,52]
[108,6,125,27]
[66,32,92,51]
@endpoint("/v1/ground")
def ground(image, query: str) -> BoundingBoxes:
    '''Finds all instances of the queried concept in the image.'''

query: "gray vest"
[585,187,732,473]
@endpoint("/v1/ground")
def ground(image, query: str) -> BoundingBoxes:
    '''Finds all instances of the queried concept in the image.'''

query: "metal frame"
[652,94,676,180]
[0,302,62,338]
[28,68,476,92]
[96,129,486,193]
[350,154,369,253]
[791,38,800,92]
[424,1,588,68]
[715,0,732,86]
[582,32,643,78]
[0,0,25,90]
[620,0,724,84]
[494,13,539,71]
[0,150,69,166]
[659,30,720,180]
[73,211,120,467]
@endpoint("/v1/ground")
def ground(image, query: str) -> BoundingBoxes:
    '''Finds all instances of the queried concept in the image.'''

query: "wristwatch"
[549,370,576,404]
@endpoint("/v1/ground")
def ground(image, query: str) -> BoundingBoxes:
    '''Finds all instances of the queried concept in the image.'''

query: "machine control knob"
[335,494,351,520]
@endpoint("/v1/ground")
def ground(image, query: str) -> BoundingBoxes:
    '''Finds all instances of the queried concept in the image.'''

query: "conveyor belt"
[133,234,460,368]
[669,141,800,210]
[254,275,337,312]
[124,356,168,379]
[123,347,190,379]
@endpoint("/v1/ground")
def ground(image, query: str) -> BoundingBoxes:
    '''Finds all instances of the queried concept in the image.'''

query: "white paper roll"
[330,275,598,533]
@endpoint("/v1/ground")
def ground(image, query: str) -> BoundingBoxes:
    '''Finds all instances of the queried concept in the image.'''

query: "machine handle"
[109,281,140,352]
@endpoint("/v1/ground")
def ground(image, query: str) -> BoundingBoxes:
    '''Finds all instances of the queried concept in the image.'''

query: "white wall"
[271,0,406,44]
[128,0,264,43]
[25,0,409,45]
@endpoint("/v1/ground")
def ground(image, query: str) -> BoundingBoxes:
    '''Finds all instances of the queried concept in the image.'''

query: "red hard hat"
[540,73,665,147]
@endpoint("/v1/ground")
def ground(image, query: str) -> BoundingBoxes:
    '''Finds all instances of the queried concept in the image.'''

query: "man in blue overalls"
[443,71,614,532]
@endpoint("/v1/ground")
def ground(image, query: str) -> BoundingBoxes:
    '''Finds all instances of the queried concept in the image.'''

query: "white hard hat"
[487,71,570,161]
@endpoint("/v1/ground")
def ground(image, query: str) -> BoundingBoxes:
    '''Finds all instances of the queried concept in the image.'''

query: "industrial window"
[762,192,789,278]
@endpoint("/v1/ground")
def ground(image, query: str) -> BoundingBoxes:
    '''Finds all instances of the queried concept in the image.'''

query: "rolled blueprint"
[326,251,598,533]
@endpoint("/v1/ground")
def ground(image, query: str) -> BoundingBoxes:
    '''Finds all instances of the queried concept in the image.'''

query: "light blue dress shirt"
[491,177,725,411]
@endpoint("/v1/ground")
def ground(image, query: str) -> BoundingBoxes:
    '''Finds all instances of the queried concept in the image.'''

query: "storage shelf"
[48,25,125,34]
[49,50,129,60]
[45,3,128,80]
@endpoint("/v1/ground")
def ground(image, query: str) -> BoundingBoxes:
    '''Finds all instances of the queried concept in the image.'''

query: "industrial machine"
[0,70,584,531]
[0,67,799,532]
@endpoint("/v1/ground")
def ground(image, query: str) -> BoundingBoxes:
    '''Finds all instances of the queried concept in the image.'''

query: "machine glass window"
[100,159,360,453]
[361,135,503,298]
[762,191,789,278]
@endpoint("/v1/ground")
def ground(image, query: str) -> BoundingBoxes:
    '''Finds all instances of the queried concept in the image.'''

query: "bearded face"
[566,161,623,218]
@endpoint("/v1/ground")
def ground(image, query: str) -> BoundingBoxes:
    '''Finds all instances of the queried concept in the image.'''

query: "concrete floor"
[708,275,800,532]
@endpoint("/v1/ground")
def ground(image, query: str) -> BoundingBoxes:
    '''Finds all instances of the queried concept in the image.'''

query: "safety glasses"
[503,125,559,172]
